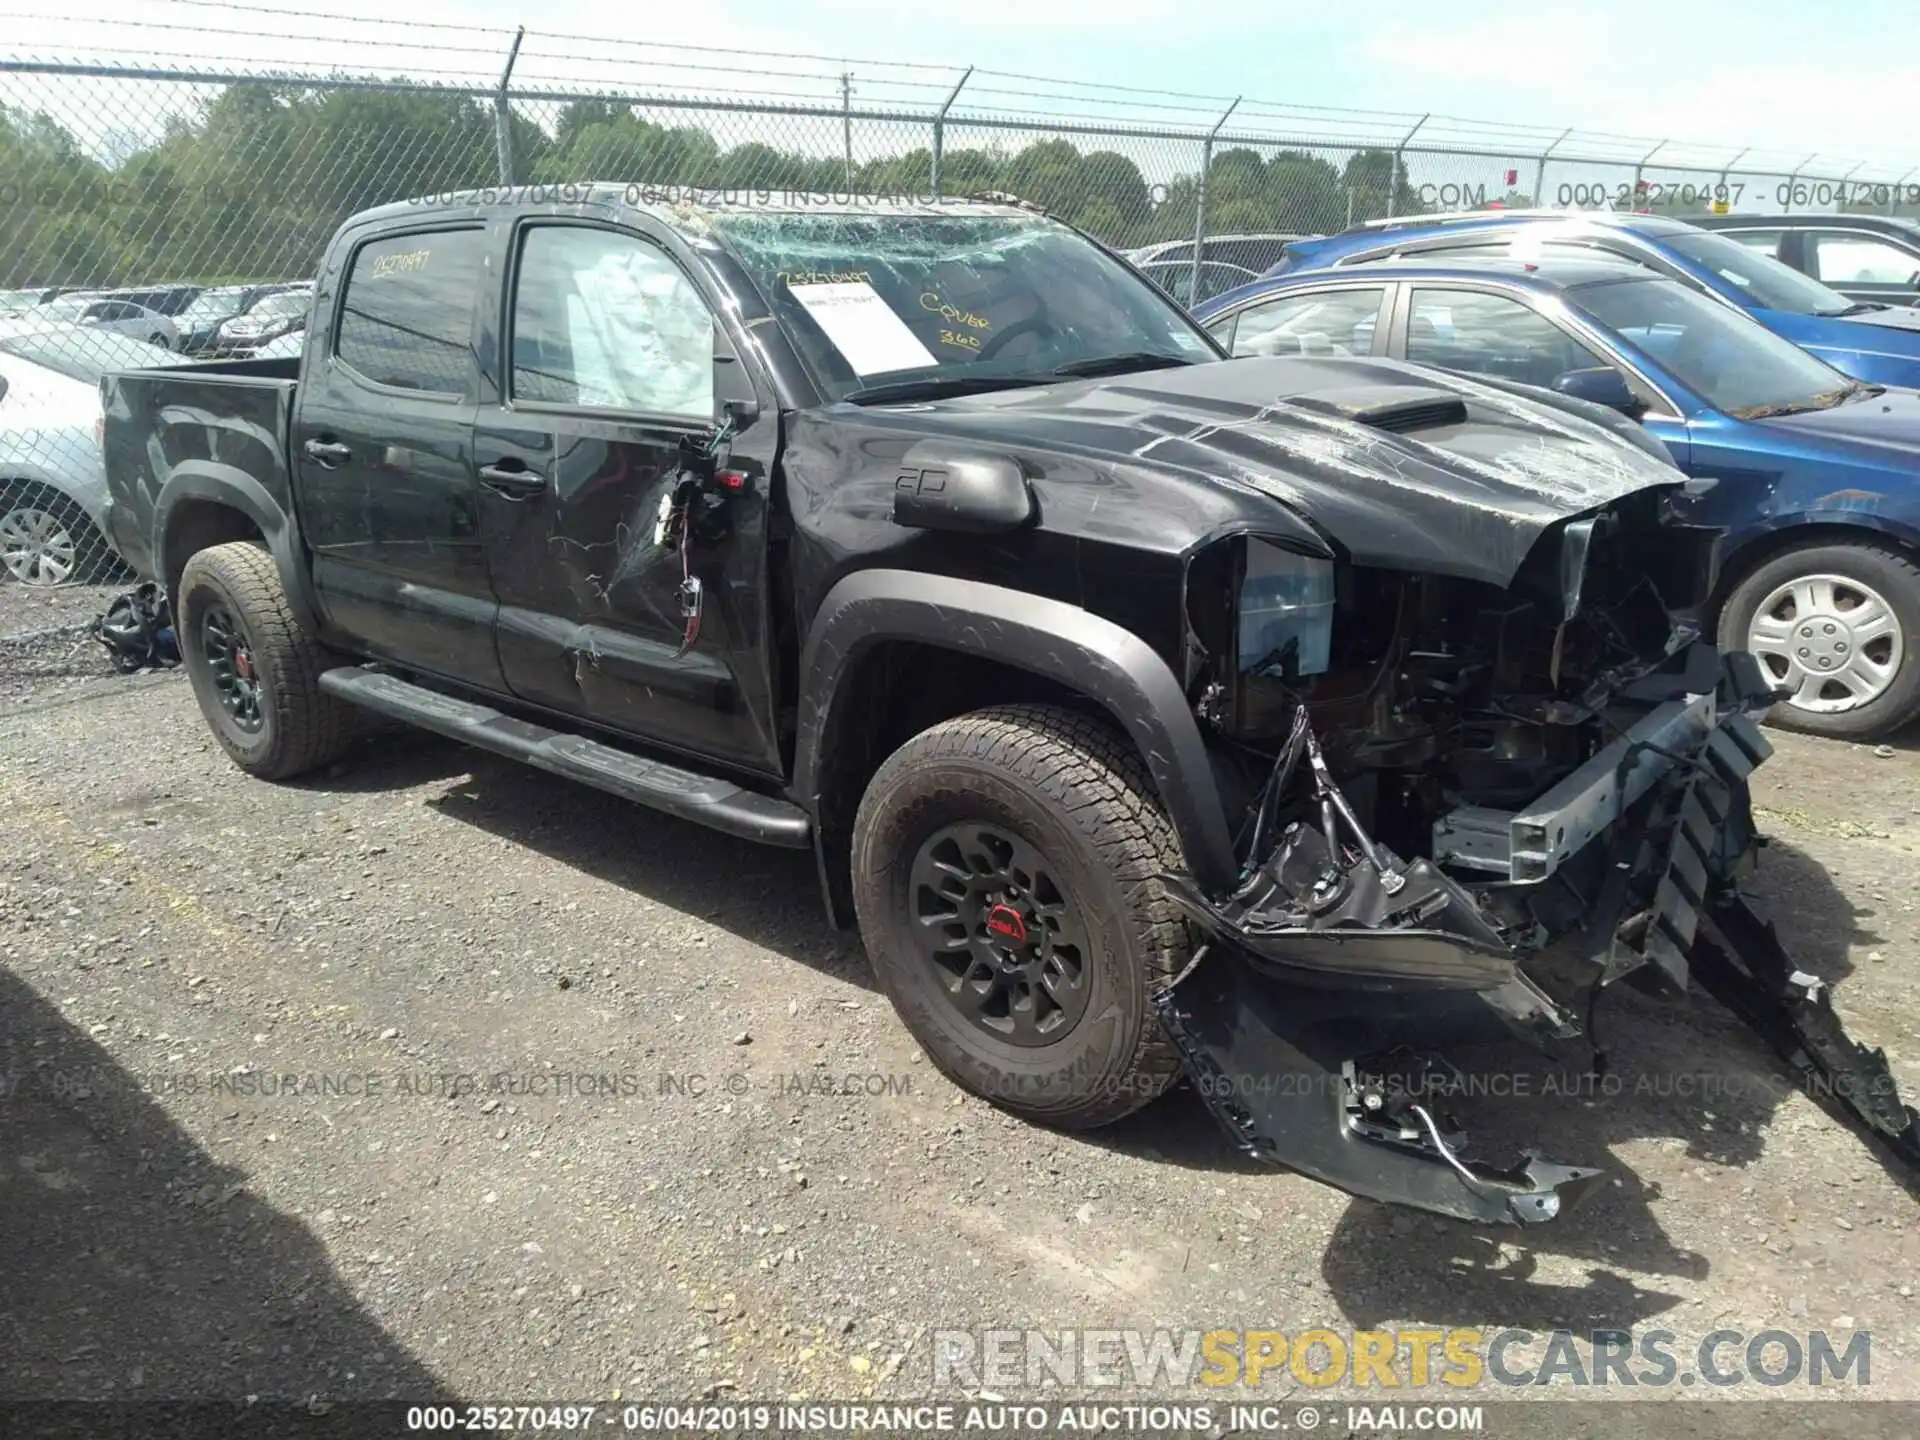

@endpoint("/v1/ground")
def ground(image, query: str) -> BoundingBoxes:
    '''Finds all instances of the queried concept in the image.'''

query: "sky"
[8,0,1920,178]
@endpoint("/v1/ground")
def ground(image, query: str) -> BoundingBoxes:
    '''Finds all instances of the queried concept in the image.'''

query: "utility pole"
[1387,114,1427,219]
[493,27,524,187]
[930,67,972,196]
[1632,140,1667,210]
[1716,147,1749,212]
[1782,151,1819,213]
[1189,97,1239,308]
[841,71,854,187]
[1533,127,1572,208]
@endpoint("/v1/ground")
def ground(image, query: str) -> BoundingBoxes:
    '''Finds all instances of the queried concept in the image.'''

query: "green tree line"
[0,81,1423,289]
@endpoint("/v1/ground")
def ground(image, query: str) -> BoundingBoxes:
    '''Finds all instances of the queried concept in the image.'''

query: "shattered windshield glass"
[708,211,1219,401]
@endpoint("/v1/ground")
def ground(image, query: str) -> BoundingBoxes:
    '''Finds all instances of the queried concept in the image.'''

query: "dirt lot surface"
[2,659,1916,1437]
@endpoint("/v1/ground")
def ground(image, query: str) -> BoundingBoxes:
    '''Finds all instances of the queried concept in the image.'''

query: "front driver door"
[474,218,782,777]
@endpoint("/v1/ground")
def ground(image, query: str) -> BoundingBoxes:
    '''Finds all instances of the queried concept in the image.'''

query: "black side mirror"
[893,448,1034,533]
[1553,366,1646,418]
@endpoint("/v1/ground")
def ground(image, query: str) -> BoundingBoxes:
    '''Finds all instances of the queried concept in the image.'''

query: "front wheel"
[1718,538,1920,740]
[851,704,1189,1129]
[178,541,353,779]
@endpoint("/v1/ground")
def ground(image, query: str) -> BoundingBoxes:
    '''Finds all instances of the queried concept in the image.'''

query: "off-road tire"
[178,540,352,779]
[852,703,1189,1129]
[1718,538,1920,741]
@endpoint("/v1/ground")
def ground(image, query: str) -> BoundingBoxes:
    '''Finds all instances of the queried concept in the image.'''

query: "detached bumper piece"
[1694,900,1920,1170]
[1160,663,1920,1225]
[1153,945,1606,1226]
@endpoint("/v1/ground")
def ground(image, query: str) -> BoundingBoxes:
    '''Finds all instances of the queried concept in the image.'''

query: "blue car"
[1194,254,1920,739]
[1241,211,1920,390]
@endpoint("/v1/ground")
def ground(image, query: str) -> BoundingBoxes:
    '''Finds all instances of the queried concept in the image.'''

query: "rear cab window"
[334,228,487,395]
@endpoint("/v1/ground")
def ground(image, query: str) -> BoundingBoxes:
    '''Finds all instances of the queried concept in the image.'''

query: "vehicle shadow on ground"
[300,733,873,993]
[0,965,457,1405]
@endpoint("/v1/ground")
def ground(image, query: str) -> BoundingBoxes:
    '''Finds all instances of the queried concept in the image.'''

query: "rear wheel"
[851,704,1189,1129]
[0,482,111,586]
[1719,538,1920,740]
[178,540,352,779]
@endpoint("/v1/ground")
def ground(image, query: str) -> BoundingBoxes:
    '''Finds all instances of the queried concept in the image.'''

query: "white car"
[212,287,311,352]
[0,324,191,585]
[33,294,180,350]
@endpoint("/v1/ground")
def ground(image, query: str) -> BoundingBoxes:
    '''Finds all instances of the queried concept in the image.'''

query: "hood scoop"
[1286,383,1469,435]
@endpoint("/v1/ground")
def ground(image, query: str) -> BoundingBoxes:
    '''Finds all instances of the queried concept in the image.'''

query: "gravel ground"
[0,582,130,709]
[1,666,1916,1436]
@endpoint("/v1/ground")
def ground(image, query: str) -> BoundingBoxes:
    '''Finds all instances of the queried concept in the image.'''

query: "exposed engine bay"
[1159,493,1920,1226]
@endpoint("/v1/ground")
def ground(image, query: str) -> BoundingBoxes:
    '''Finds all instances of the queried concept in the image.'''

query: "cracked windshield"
[709,211,1216,400]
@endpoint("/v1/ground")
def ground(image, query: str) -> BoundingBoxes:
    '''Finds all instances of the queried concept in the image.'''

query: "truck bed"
[100,357,300,579]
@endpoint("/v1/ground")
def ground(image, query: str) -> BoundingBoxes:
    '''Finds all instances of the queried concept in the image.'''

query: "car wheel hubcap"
[0,505,76,586]
[908,822,1092,1048]
[201,602,265,733]
[1747,572,1904,714]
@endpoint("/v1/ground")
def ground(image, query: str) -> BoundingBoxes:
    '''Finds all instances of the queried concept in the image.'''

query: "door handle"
[303,438,351,467]
[478,461,547,499]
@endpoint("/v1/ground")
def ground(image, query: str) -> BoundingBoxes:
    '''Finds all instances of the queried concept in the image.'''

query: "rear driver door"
[294,224,504,691]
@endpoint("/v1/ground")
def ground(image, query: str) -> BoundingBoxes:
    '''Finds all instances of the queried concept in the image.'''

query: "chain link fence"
[2,14,1918,615]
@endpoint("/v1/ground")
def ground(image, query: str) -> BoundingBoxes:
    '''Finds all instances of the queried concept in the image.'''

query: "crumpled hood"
[866,355,1685,587]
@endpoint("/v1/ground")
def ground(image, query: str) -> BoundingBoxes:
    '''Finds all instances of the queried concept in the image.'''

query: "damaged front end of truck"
[1148,379,1920,1226]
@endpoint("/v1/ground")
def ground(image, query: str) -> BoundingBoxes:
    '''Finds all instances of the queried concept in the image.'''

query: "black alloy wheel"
[908,821,1092,1047]
[199,600,265,733]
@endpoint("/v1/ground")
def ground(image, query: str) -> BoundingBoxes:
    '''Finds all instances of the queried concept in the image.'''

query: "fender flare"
[1719,507,1920,586]
[153,461,323,635]
[794,569,1239,894]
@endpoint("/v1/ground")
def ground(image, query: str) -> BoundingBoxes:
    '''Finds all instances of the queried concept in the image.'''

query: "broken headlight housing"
[1237,538,1334,681]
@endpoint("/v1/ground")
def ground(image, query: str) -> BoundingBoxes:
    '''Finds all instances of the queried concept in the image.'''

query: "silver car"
[0,324,191,585]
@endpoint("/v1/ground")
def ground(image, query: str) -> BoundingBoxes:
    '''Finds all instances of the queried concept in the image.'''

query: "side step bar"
[318,667,812,849]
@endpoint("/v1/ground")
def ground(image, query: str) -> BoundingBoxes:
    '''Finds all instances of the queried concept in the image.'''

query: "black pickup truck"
[100,188,1919,1225]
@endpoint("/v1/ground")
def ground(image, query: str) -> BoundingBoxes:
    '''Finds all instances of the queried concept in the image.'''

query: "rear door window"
[1810,232,1920,287]
[1224,287,1388,357]
[335,228,486,395]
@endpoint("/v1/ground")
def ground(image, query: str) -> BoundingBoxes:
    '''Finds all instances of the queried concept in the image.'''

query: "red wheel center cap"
[985,903,1028,945]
